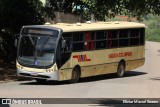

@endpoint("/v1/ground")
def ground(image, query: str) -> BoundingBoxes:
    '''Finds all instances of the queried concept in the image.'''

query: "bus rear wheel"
[35,78,47,83]
[69,67,80,83]
[117,62,125,78]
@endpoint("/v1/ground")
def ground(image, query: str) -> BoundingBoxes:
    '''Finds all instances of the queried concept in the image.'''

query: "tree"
[0,0,45,34]
[83,0,160,21]
[123,0,160,21]
[0,0,45,63]
[46,0,85,14]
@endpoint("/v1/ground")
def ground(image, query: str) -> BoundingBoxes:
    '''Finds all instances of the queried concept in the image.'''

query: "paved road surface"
[0,41,160,107]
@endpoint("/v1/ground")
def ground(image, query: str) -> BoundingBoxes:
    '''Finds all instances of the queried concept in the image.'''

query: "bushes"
[146,29,160,42]
[144,15,160,42]
[0,31,16,64]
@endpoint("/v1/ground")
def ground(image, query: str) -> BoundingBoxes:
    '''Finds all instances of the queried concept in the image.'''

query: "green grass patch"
[145,28,160,42]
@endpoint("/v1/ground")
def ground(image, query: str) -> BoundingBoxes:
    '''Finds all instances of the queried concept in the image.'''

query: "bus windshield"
[18,35,57,67]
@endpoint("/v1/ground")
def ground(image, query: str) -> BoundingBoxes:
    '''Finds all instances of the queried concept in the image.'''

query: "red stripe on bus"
[78,55,81,62]
[73,55,91,62]
[84,55,87,61]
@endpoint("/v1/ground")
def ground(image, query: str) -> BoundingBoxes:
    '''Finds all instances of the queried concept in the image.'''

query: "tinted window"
[140,28,145,45]
[73,32,83,42]
[84,32,95,50]
[130,29,140,37]
[96,31,106,40]
[108,40,118,48]
[95,31,107,49]
[72,32,84,51]
[119,39,129,47]
[107,30,118,48]
[130,38,139,46]
[119,30,129,38]
[108,31,118,39]
[73,42,84,51]
[96,40,106,49]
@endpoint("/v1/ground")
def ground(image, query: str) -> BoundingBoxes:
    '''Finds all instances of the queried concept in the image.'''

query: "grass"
[145,28,160,42]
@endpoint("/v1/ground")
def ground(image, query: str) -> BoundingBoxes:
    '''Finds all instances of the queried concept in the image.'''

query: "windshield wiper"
[36,37,49,54]
[28,34,36,47]
[40,37,49,49]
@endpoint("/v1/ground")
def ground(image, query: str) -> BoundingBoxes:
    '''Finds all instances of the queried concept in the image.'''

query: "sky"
[40,0,46,5]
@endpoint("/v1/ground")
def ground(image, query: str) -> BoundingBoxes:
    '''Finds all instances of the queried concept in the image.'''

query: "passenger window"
[119,30,129,38]
[107,30,118,48]
[108,40,118,48]
[96,40,106,49]
[64,37,72,52]
[108,31,118,39]
[96,31,106,40]
[73,32,83,42]
[140,28,145,45]
[130,29,140,37]
[73,42,84,51]
[72,32,84,51]
[130,38,139,46]
[119,39,129,47]
[95,31,106,49]
[84,32,95,50]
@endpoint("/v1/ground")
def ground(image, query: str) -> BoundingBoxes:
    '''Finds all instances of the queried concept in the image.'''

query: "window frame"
[62,28,145,52]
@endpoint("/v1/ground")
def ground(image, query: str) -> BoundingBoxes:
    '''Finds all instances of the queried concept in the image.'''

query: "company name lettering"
[109,52,132,58]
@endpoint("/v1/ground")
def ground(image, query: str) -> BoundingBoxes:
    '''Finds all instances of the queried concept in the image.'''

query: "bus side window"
[73,32,84,51]
[95,31,106,49]
[84,32,95,50]
[84,32,90,50]
[90,32,95,50]
[140,28,145,45]
[107,31,118,48]
[64,37,72,52]
[108,31,112,48]
[119,29,129,47]
[130,29,140,46]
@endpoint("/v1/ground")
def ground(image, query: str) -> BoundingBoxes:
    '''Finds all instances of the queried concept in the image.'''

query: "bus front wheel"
[117,62,125,78]
[69,67,80,83]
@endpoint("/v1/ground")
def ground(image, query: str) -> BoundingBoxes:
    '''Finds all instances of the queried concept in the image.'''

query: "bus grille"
[19,73,51,79]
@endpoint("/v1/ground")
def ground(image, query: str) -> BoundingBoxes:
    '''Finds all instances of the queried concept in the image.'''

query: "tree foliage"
[46,0,160,21]
[0,0,45,63]
[83,0,160,21]
[46,0,86,15]
[0,0,45,34]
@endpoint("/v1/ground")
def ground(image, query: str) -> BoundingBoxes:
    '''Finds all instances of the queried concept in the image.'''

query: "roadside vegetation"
[143,15,160,42]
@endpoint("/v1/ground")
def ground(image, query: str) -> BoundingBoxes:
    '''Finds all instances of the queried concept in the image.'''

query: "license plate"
[31,73,38,76]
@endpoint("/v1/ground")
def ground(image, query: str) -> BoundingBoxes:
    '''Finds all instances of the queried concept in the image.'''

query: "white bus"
[16,21,146,83]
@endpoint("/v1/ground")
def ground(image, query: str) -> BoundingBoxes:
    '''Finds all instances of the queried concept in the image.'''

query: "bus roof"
[27,21,146,33]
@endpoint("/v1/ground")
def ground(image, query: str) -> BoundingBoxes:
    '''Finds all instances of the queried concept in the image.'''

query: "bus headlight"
[46,63,57,72]
[17,65,24,69]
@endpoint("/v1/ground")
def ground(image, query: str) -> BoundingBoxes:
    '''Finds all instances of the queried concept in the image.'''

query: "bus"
[16,21,146,83]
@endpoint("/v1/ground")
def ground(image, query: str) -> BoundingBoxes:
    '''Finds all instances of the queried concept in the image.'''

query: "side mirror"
[15,39,18,47]
[62,40,66,48]
[14,34,19,47]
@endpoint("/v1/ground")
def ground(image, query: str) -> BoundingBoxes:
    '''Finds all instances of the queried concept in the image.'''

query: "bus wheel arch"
[69,65,81,83]
[117,59,126,78]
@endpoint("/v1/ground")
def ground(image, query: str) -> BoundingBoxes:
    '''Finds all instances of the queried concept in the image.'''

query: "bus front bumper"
[17,69,59,81]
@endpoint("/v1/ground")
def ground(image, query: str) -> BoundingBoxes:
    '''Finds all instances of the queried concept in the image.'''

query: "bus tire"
[35,78,47,83]
[69,67,80,83]
[117,61,125,78]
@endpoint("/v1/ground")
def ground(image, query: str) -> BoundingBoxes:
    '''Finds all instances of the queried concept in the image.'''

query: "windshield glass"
[18,35,57,67]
